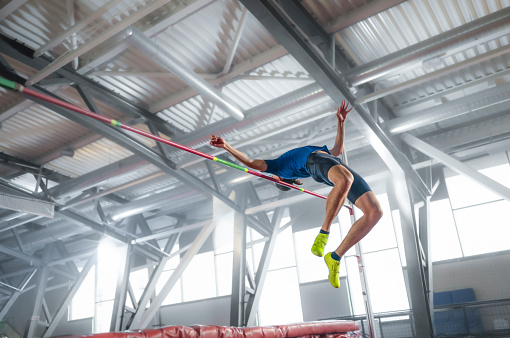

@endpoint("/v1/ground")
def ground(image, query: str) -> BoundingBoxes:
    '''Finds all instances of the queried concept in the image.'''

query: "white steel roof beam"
[128,27,244,121]
[25,0,175,86]
[219,8,249,76]
[150,45,287,112]
[0,0,28,22]
[34,0,125,57]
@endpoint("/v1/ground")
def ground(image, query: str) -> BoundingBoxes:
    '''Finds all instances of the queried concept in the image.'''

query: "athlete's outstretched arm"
[330,100,353,157]
[210,135,268,171]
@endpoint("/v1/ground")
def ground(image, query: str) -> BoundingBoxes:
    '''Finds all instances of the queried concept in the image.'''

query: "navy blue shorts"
[306,152,371,204]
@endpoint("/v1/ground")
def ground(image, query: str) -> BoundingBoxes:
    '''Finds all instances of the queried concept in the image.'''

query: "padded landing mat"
[58,321,360,338]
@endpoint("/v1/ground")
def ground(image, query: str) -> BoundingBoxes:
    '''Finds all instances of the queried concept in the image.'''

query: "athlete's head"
[273,176,302,191]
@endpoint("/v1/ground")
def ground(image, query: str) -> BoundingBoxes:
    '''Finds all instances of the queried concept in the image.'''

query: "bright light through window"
[129,268,149,305]
[453,200,510,256]
[269,225,296,270]
[344,256,364,316]
[69,266,95,320]
[430,199,463,261]
[182,252,216,302]
[157,270,182,305]
[258,267,303,325]
[95,300,113,333]
[363,249,409,313]
[391,210,407,266]
[96,241,126,301]
[215,252,233,296]
[95,240,127,333]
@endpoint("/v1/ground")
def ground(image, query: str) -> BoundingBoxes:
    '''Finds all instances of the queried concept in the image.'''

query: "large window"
[430,159,510,261]
[429,199,463,261]
[258,222,303,325]
[95,241,127,332]
[453,200,510,256]
[182,251,217,302]
[342,194,409,315]
[69,266,95,321]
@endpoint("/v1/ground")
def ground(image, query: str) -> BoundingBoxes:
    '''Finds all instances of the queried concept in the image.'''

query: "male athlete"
[209,101,382,288]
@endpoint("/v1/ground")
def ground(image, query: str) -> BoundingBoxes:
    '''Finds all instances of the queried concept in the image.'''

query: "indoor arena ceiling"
[0,0,509,288]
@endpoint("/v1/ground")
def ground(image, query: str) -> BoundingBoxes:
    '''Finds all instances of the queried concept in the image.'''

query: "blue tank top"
[264,145,330,179]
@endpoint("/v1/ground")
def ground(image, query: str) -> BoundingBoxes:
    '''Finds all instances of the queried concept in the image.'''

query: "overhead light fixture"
[60,148,74,157]
[422,56,443,70]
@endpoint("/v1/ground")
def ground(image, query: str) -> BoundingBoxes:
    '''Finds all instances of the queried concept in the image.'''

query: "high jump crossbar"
[0,77,340,203]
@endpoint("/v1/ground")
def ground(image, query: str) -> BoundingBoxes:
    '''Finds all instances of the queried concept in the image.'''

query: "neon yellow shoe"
[311,233,328,257]
[324,252,341,288]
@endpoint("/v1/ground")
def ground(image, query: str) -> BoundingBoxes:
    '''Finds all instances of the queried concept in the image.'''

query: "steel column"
[387,175,434,337]
[43,254,97,337]
[110,243,133,332]
[24,244,53,338]
[230,184,248,326]
[419,196,434,333]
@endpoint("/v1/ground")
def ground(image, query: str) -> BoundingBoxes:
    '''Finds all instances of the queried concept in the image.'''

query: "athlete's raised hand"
[210,134,227,148]
[336,100,353,123]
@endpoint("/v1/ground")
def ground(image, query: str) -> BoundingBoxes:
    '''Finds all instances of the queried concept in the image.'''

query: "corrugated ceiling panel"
[157,54,313,132]
[0,0,180,60]
[0,102,91,161]
[154,0,242,73]
[46,137,135,177]
[385,52,510,109]
[0,89,21,114]
[87,0,279,119]
[335,0,510,65]
[91,48,187,105]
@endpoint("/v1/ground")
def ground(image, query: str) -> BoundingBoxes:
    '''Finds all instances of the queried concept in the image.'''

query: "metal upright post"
[230,184,248,326]
[341,153,377,338]
[350,213,377,338]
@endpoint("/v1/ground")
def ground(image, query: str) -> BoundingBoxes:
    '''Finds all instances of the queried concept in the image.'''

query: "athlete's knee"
[367,204,383,223]
[328,165,353,188]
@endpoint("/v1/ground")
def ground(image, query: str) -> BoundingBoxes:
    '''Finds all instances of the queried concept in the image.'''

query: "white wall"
[299,278,350,321]
[159,296,231,327]
[433,251,510,301]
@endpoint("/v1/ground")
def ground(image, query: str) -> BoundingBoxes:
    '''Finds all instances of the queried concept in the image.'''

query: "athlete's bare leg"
[320,164,353,232]
[334,191,383,257]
